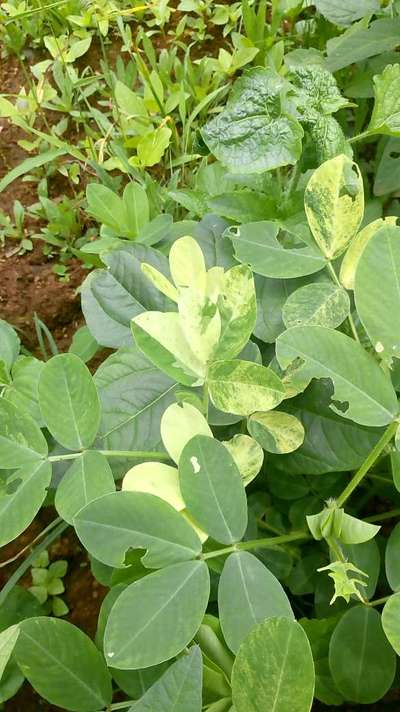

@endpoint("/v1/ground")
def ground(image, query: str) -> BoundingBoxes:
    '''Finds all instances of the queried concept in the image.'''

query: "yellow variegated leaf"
[304,154,364,260]
[222,434,264,486]
[178,287,221,364]
[340,217,397,289]
[206,266,225,302]
[161,402,212,465]
[215,265,257,360]
[141,263,178,302]
[247,411,305,454]
[169,236,207,292]
[122,462,185,511]
[182,510,208,543]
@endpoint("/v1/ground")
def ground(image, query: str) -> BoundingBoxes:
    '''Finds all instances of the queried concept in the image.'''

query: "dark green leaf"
[55,451,115,524]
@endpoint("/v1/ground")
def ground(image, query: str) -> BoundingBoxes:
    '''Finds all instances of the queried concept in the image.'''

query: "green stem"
[0,521,69,607]
[365,508,400,523]
[0,517,62,567]
[48,450,170,462]
[201,531,310,561]
[337,421,398,508]
[108,702,137,711]
[367,595,391,608]
[349,130,372,145]
[326,262,360,343]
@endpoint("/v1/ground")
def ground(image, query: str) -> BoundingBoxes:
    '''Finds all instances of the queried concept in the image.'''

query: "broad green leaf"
[3,356,43,424]
[329,606,396,703]
[368,65,400,137]
[74,491,202,568]
[115,80,148,121]
[385,522,400,591]
[169,236,207,292]
[112,662,170,701]
[132,312,205,386]
[355,226,400,363]
[202,68,303,174]
[136,127,172,167]
[276,326,398,427]
[248,411,305,454]
[309,115,352,163]
[340,217,397,289]
[0,320,19,370]
[300,618,343,706]
[230,222,326,279]
[282,283,350,329]
[291,65,350,121]
[315,0,379,26]
[0,658,23,704]
[130,646,202,711]
[179,435,247,544]
[342,540,380,599]
[122,462,185,511]
[0,461,52,547]
[95,346,177,460]
[304,155,364,260]
[374,138,400,196]
[339,512,380,544]
[82,245,175,348]
[160,402,212,465]
[123,181,149,238]
[38,354,101,450]
[208,359,285,416]
[270,381,384,474]
[326,19,400,73]
[0,148,67,193]
[68,325,99,363]
[104,561,210,669]
[14,617,112,711]
[0,400,47,469]
[219,552,294,654]
[55,451,115,525]
[382,593,400,655]
[222,434,263,485]
[0,626,19,680]
[214,265,257,359]
[232,618,315,712]
[86,183,124,234]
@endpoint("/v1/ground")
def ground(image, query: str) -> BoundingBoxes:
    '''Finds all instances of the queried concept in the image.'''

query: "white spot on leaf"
[375,341,384,353]
[190,456,201,474]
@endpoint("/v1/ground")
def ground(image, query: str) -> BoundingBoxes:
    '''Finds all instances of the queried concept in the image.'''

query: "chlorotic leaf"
[104,561,210,669]
[222,434,264,485]
[214,264,257,359]
[232,617,315,712]
[329,606,396,703]
[160,402,212,465]
[38,354,101,451]
[340,218,397,290]
[219,552,294,653]
[179,435,247,544]
[248,410,305,454]
[304,155,364,260]
[122,462,185,511]
[282,283,350,329]
[208,359,285,416]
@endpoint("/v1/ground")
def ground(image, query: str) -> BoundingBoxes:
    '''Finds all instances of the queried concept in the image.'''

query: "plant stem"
[326,262,360,342]
[108,702,137,711]
[0,517,62,567]
[0,521,68,607]
[337,421,398,508]
[48,450,170,462]
[349,130,372,145]
[365,508,400,523]
[367,595,391,608]
[201,531,310,560]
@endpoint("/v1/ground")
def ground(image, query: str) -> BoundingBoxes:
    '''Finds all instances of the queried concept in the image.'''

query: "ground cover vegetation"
[2,1,400,710]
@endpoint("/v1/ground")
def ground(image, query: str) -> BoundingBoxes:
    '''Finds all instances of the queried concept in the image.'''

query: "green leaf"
[304,155,364,260]
[338,512,380,544]
[248,411,305,454]
[68,326,99,363]
[208,359,285,416]
[276,326,398,427]
[368,65,400,137]
[385,522,400,591]
[232,617,315,712]
[0,320,19,370]
[214,265,257,360]
[104,561,210,669]
[219,552,294,654]
[74,491,202,568]
[355,226,400,363]
[123,182,150,238]
[0,461,52,547]
[222,434,264,485]
[0,400,47,469]
[201,68,303,174]
[326,18,400,73]
[315,0,380,26]
[254,275,310,343]
[3,356,44,423]
[230,221,326,279]
[179,435,247,545]
[0,148,67,193]
[342,539,380,599]
[300,618,343,706]
[0,626,19,680]
[340,217,397,289]
[14,617,112,711]
[282,283,350,329]
[82,245,175,349]
[132,312,206,386]
[95,346,177,459]
[160,402,212,465]
[374,138,400,196]
[55,451,115,524]
[38,354,101,451]
[329,606,396,703]
[291,66,350,121]
[129,646,202,711]
[137,127,172,167]
[382,593,400,655]
[86,183,125,234]
[270,381,384,474]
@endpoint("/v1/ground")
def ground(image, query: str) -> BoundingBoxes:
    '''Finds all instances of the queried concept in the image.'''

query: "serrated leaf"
[104,561,210,669]
[208,359,285,416]
[276,326,398,427]
[38,354,101,451]
[304,155,364,260]
[74,491,202,568]
[219,552,294,653]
